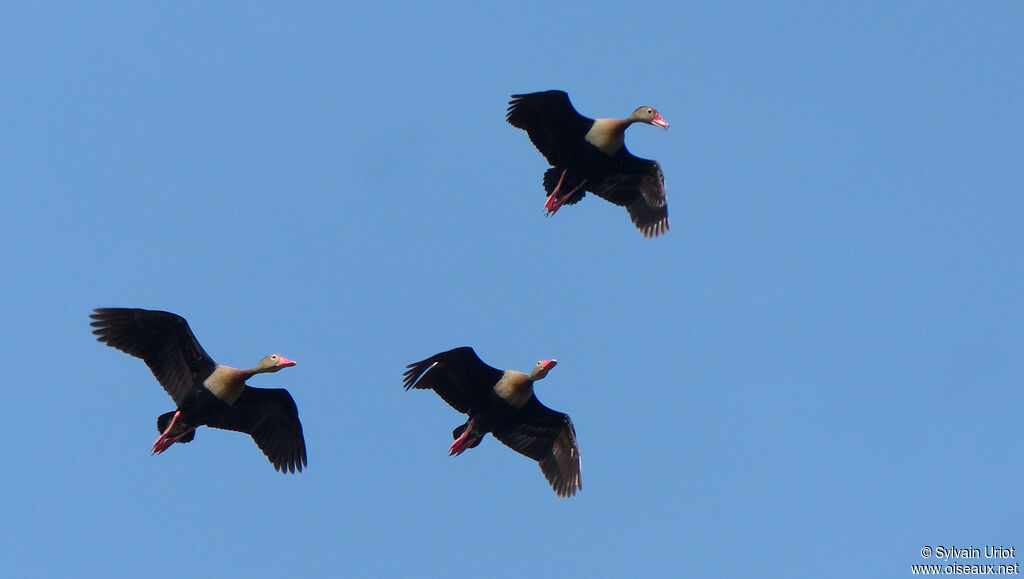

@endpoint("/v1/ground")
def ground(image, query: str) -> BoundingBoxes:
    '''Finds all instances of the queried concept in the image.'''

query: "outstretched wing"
[90,308,216,405]
[507,90,594,167]
[403,346,505,415]
[493,397,582,498]
[591,150,669,238]
[206,386,307,474]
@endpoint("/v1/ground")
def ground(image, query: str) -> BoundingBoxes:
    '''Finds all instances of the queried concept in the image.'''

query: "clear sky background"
[2,2,1021,577]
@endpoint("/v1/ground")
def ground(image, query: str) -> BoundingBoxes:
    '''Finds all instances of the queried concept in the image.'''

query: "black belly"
[472,395,525,434]
[178,387,231,426]
[545,144,615,202]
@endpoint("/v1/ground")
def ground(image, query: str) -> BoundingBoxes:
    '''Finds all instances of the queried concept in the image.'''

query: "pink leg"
[544,169,568,215]
[151,410,191,455]
[449,427,476,456]
[544,177,587,216]
[550,169,568,197]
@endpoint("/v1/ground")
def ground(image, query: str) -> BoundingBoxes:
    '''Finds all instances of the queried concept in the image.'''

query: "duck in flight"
[404,346,582,497]
[90,308,307,473]
[507,89,670,238]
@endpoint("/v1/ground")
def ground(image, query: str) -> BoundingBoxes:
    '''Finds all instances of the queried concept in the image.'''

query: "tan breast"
[584,118,627,156]
[203,365,247,404]
[493,371,534,408]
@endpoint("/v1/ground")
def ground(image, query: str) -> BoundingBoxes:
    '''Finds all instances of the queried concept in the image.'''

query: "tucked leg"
[151,411,190,455]
[449,422,478,456]
[545,177,587,215]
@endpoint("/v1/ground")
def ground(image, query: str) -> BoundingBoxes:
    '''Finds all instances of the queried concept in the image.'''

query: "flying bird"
[507,89,671,238]
[90,308,307,473]
[403,346,582,497]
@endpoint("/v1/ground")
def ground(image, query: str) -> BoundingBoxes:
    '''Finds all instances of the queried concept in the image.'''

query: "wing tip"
[640,216,670,238]
[271,445,307,474]
[402,359,440,390]
[550,468,583,498]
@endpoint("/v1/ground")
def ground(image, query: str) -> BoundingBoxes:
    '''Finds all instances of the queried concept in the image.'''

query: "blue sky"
[2,2,1022,577]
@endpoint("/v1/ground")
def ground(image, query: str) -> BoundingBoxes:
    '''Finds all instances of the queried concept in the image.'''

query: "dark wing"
[90,308,216,405]
[507,90,594,167]
[591,149,669,238]
[403,347,505,415]
[492,397,582,498]
[206,387,307,474]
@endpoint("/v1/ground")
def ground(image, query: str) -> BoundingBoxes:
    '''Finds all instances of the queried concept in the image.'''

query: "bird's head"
[631,106,669,130]
[258,353,297,373]
[531,358,558,380]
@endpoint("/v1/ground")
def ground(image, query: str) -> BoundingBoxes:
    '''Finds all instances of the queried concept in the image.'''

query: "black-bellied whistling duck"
[90,308,307,473]
[507,90,671,238]
[403,347,582,497]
